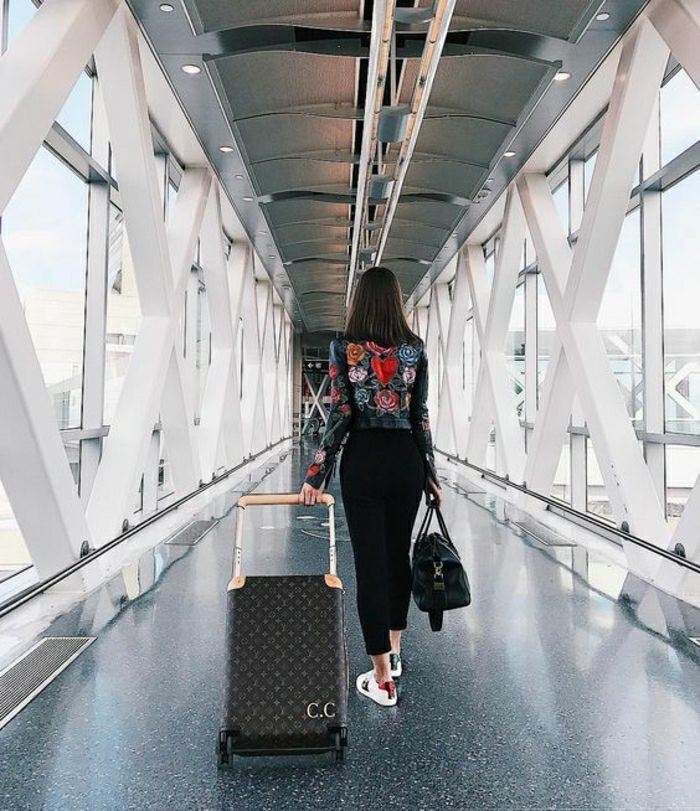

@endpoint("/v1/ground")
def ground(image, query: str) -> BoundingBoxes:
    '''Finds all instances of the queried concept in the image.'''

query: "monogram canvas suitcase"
[218,493,349,765]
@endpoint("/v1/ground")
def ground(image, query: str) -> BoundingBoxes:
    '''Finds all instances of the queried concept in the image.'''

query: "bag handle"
[433,504,452,543]
[415,499,451,544]
[415,501,436,543]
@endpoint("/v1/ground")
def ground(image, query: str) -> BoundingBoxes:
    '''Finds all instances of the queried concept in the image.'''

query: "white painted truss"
[0,1,294,578]
[425,0,700,602]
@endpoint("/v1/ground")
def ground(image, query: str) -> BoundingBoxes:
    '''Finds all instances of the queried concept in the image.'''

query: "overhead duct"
[377,104,411,143]
[369,173,395,199]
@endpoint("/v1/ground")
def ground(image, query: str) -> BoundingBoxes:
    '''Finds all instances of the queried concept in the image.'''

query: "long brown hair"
[345,266,419,346]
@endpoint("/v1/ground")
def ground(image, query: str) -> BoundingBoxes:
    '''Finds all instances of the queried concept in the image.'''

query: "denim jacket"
[304,335,437,489]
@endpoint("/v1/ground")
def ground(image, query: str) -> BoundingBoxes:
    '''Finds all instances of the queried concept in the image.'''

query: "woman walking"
[299,266,442,707]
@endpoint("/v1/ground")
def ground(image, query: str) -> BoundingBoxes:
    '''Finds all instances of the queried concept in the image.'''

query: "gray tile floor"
[1,442,700,810]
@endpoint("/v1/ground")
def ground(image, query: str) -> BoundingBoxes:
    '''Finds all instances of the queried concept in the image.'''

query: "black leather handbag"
[411,501,471,631]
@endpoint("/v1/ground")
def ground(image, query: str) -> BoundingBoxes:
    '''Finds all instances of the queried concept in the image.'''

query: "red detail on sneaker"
[379,680,396,699]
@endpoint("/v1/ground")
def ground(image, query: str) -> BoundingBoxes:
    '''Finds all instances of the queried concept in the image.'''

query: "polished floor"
[1,441,700,810]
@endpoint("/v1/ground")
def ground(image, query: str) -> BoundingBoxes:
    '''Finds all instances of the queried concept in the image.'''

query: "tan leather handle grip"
[237,492,335,508]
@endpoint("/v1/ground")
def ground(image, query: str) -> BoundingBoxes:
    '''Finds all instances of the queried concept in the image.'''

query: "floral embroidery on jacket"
[304,336,437,489]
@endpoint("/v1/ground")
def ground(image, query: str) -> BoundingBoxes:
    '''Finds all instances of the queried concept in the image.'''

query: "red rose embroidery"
[331,385,342,404]
[340,403,351,415]
[329,364,339,380]
[307,463,320,476]
[374,389,400,413]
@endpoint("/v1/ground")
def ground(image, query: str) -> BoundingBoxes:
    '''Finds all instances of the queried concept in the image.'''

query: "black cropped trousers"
[340,428,426,656]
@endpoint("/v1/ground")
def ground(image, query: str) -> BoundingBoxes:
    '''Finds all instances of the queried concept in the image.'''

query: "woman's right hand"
[425,477,442,507]
[299,482,324,506]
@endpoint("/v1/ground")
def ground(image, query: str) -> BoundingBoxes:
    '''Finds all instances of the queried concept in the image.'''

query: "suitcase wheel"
[329,726,348,763]
[218,730,235,768]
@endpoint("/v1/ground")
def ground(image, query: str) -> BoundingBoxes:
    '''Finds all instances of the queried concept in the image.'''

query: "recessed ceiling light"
[504,150,516,158]
[242,196,253,201]
[181,64,201,75]
[234,173,244,179]
[258,230,268,235]
[554,71,571,82]
[596,11,610,21]
[159,3,174,11]
[219,145,234,153]
[268,254,276,259]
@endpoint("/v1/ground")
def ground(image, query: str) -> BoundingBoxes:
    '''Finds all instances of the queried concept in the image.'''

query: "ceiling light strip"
[375,0,457,264]
[346,0,396,304]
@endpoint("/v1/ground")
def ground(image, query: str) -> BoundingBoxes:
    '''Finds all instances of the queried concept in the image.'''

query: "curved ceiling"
[130,0,651,334]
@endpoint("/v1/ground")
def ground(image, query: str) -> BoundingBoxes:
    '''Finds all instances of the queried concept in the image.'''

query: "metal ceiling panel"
[184,0,362,34]
[212,52,356,120]
[275,223,351,246]
[252,159,352,196]
[417,0,600,41]
[401,54,552,123]
[403,161,485,200]
[236,116,353,163]
[414,118,513,166]
[282,241,350,262]
[383,239,440,264]
[265,200,350,228]
[392,200,464,231]
[384,223,445,249]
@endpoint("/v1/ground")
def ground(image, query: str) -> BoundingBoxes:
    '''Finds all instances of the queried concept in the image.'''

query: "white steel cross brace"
[87,8,211,541]
[517,17,671,575]
[464,186,527,482]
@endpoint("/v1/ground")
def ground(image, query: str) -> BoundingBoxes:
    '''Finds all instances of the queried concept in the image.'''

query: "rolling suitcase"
[218,493,349,766]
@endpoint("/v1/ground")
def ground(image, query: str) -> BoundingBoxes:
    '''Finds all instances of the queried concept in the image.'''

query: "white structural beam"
[240,259,268,455]
[649,0,700,89]
[87,8,210,541]
[517,18,671,574]
[465,187,527,482]
[198,186,243,478]
[0,0,117,213]
[0,242,91,576]
[435,253,470,456]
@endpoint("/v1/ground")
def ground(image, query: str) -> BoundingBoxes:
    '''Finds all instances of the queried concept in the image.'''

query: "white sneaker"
[355,670,397,707]
[389,652,402,678]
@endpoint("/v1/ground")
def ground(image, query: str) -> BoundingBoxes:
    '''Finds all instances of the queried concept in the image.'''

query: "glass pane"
[167,181,178,222]
[463,319,474,419]
[63,439,80,488]
[587,441,613,522]
[597,209,642,425]
[6,0,35,46]
[537,273,556,405]
[660,69,700,167]
[505,284,525,418]
[158,436,175,501]
[56,72,93,153]
[2,147,88,429]
[551,439,571,503]
[584,151,597,201]
[484,249,495,288]
[104,203,142,424]
[665,445,700,533]
[485,424,496,472]
[552,181,568,234]
[195,282,212,420]
[0,479,31,582]
[662,170,700,435]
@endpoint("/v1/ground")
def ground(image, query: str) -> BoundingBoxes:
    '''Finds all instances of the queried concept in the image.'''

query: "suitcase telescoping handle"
[233,493,337,578]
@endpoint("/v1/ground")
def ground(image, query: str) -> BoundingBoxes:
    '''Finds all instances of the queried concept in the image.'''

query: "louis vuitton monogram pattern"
[221,575,348,752]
